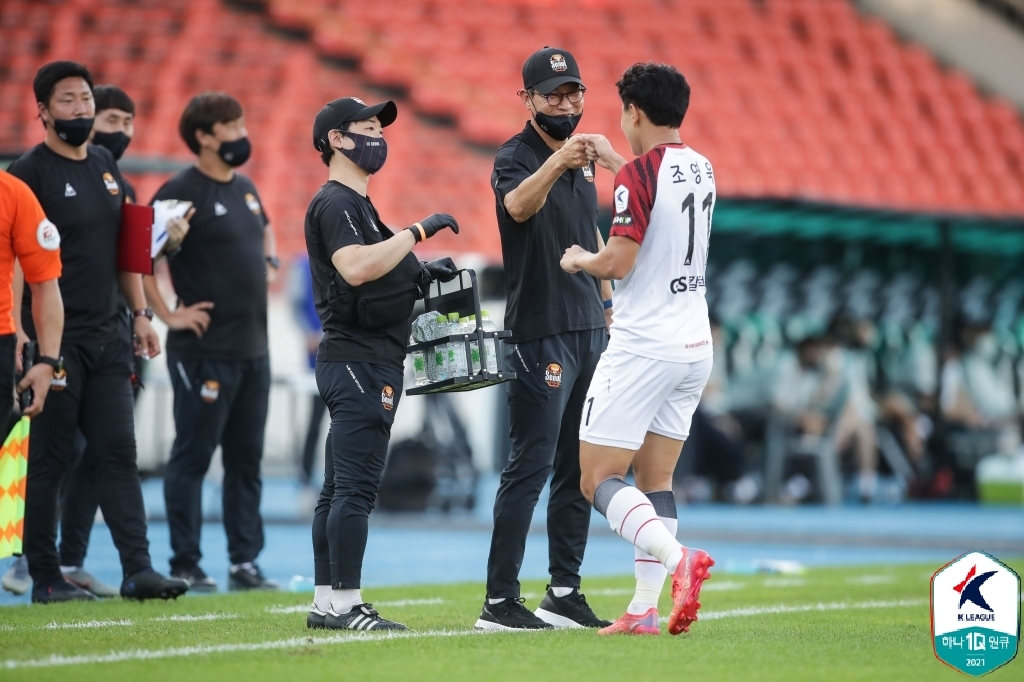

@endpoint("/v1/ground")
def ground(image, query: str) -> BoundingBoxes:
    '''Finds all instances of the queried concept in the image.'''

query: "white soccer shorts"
[579,350,713,450]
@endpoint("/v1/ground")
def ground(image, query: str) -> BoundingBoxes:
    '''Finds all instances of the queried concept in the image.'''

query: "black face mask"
[92,130,131,160]
[337,132,388,174]
[52,117,95,147]
[217,137,251,166]
[533,110,582,141]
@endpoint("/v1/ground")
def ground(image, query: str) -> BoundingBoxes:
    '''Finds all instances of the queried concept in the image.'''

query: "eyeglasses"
[530,88,585,106]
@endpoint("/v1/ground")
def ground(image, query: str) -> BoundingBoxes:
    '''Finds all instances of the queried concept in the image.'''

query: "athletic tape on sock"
[645,490,677,519]
[593,477,629,516]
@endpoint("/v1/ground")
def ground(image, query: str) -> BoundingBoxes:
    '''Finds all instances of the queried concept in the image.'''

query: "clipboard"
[118,203,154,275]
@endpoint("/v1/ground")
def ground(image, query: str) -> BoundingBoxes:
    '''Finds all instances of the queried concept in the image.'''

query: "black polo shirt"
[8,143,126,344]
[304,181,409,371]
[152,168,269,360]
[492,122,604,343]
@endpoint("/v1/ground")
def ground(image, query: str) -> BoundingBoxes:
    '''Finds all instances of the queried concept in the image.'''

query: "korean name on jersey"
[607,144,716,364]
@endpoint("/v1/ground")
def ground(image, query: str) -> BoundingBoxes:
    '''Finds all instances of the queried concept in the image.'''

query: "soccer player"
[560,63,716,636]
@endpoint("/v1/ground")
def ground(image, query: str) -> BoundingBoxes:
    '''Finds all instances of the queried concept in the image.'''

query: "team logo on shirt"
[214,202,228,216]
[544,363,563,388]
[549,54,567,72]
[381,385,395,411]
[102,172,119,195]
[64,183,76,198]
[582,164,594,182]
[244,192,262,215]
[36,218,61,251]
[200,380,220,403]
[50,368,67,391]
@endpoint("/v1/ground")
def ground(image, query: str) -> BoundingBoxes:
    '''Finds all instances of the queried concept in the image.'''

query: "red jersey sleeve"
[609,149,663,245]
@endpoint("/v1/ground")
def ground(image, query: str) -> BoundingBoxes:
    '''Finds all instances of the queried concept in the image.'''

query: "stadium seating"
[265,0,1024,217]
[2,0,1022,262]
[0,0,494,258]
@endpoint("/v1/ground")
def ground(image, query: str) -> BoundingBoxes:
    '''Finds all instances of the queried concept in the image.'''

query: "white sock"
[314,585,332,612]
[488,597,506,605]
[550,586,573,598]
[601,483,684,574]
[331,588,361,614]
[628,516,677,615]
[60,565,81,574]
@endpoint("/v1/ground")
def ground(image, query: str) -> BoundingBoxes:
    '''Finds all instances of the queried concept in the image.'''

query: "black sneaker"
[535,586,612,628]
[325,603,407,631]
[171,565,218,593]
[120,568,190,601]
[307,603,328,629]
[228,563,279,591]
[474,597,555,631]
[31,577,98,604]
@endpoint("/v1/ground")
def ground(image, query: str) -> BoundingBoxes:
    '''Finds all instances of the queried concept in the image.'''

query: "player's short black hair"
[178,91,244,154]
[93,85,135,115]
[33,61,93,106]
[320,121,352,167]
[616,62,690,128]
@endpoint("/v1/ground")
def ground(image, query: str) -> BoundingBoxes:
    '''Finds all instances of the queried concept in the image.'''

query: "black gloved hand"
[407,213,459,242]
[424,257,459,283]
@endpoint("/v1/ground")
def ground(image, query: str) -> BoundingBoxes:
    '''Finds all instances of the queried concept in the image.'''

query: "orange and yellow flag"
[0,416,29,559]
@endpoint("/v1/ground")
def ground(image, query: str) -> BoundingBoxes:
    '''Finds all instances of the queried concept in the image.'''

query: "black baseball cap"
[522,47,584,95]
[312,97,398,152]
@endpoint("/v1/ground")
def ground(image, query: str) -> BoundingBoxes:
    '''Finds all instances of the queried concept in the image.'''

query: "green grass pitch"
[1,561,1021,681]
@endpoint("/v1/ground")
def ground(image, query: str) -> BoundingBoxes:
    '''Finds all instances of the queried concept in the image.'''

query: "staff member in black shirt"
[144,92,277,592]
[54,84,193,598]
[8,61,188,603]
[475,47,613,631]
[305,97,459,631]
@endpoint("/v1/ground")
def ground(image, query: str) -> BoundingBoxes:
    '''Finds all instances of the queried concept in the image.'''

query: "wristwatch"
[265,255,281,270]
[132,307,154,320]
[37,355,62,372]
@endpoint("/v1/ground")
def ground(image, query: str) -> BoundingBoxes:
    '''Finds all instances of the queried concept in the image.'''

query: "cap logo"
[550,54,567,72]
[351,97,366,105]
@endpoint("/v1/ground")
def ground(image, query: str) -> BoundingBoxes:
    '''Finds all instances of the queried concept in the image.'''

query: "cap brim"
[347,100,398,127]
[530,75,584,95]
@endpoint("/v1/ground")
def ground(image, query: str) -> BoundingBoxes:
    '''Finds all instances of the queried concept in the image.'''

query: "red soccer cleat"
[597,608,660,636]
[667,547,714,635]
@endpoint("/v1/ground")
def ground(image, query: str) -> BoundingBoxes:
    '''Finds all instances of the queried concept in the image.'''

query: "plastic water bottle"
[433,315,449,381]
[410,333,427,387]
[481,310,499,374]
[447,312,467,377]
[462,315,481,375]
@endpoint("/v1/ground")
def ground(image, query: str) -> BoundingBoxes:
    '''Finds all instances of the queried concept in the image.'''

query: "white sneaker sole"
[473,618,552,632]
[534,608,585,629]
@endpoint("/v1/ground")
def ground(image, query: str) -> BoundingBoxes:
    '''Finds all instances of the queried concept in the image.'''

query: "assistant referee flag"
[0,416,29,558]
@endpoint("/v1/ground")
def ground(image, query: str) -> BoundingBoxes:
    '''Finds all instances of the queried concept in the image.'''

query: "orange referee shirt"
[0,170,62,335]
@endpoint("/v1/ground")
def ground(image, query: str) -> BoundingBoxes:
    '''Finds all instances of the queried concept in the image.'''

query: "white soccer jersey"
[607,143,716,363]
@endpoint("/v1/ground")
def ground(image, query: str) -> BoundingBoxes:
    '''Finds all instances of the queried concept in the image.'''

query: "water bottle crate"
[405,269,517,395]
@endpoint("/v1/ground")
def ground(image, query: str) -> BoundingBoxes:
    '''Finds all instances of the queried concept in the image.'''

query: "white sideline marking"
[377,598,444,607]
[2,598,930,669]
[265,598,444,615]
[692,598,928,622]
[585,588,633,597]
[700,581,746,592]
[1,629,489,669]
[265,605,310,615]
[762,578,805,588]
[151,613,239,622]
[846,575,894,585]
[43,619,133,630]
